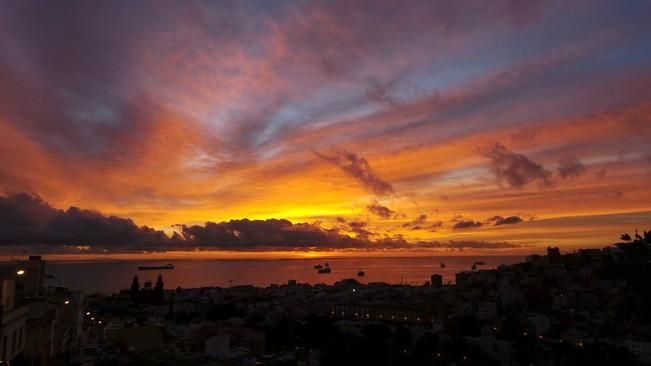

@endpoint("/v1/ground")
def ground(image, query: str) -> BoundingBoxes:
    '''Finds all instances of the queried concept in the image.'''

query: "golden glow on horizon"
[0,248,538,262]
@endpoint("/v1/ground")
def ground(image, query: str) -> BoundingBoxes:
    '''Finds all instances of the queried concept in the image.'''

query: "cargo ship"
[138,264,174,271]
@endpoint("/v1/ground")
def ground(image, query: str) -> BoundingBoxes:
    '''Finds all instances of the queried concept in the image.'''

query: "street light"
[16,269,25,276]
[64,300,70,305]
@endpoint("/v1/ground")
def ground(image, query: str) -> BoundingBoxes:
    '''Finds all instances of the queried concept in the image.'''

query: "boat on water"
[357,270,365,277]
[318,267,332,274]
[314,264,323,269]
[138,264,174,271]
[471,263,477,270]
[440,262,446,268]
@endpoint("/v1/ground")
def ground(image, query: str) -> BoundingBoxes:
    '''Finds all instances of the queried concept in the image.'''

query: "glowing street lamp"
[16,269,25,276]
[64,300,70,305]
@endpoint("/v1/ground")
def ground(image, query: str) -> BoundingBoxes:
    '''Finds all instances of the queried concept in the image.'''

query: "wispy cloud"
[367,202,396,219]
[0,1,650,252]
[480,143,553,188]
[557,156,586,179]
[316,150,394,196]
[402,214,428,230]
[452,220,483,230]
[487,215,524,226]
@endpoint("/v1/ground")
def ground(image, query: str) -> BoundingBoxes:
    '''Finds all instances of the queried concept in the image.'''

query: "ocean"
[45,256,523,295]
[44,256,524,295]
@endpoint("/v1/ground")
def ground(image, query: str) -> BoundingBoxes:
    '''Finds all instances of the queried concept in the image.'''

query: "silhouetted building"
[106,325,164,352]
[547,246,561,264]
[430,274,443,287]
[153,275,164,302]
[15,256,46,299]
[131,275,165,305]
[0,267,28,363]
[155,275,163,291]
[455,272,469,287]
[130,275,140,302]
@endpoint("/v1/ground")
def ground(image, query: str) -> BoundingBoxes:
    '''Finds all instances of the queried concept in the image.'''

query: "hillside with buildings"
[1,232,650,365]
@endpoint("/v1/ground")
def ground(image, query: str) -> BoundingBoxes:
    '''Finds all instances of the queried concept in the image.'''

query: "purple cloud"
[480,143,553,188]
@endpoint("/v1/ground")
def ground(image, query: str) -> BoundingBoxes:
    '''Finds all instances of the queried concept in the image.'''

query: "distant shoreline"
[1,253,527,264]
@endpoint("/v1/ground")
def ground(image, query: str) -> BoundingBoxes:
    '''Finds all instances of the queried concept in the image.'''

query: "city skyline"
[1,1,651,257]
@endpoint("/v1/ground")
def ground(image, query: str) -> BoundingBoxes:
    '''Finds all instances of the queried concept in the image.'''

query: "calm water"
[46,256,523,294]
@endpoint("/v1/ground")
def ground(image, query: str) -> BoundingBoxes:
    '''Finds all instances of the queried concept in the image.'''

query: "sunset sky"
[1,1,650,257]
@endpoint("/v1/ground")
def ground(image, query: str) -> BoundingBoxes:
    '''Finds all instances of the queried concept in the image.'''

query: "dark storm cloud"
[557,156,586,179]
[367,202,396,218]
[47,207,175,248]
[0,193,525,252]
[0,193,370,251]
[180,218,366,249]
[316,150,394,195]
[480,143,553,188]
[452,220,483,230]
[0,193,175,249]
[487,215,523,226]
[0,193,366,251]
[0,193,58,241]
